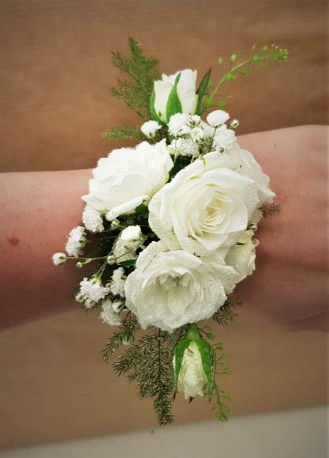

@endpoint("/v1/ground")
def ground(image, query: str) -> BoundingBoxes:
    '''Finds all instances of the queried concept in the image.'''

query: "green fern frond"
[113,328,174,425]
[101,312,140,363]
[102,127,144,141]
[260,202,281,217]
[111,37,161,120]
[212,297,242,327]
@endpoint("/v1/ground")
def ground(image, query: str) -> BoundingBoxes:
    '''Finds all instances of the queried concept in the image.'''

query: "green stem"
[208,52,287,101]
[186,323,201,341]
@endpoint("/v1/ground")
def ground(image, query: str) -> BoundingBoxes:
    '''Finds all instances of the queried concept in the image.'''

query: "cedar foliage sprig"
[102,127,144,141]
[113,328,175,425]
[212,297,243,327]
[211,343,232,422]
[110,37,161,120]
[260,202,281,217]
[101,312,140,363]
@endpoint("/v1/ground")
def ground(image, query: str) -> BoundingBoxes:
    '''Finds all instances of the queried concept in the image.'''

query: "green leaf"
[150,90,165,124]
[118,259,137,267]
[165,73,183,122]
[173,339,191,386]
[195,67,212,115]
[102,127,143,141]
[195,340,215,394]
[132,203,149,215]
[111,37,161,120]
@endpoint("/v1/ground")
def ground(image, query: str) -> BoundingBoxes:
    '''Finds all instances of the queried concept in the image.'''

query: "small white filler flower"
[65,226,87,257]
[141,120,162,139]
[76,277,110,308]
[100,299,123,326]
[82,205,104,233]
[52,252,67,265]
[206,110,230,127]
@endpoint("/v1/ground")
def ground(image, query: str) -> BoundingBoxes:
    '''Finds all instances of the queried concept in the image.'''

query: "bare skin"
[237,125,328,331]
[0,125,328,331]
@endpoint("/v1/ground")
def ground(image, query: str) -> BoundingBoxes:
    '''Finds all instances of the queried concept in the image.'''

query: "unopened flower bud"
[52,252,67,265]
[173,340,208,400]
[122,335,134,345]
[107,255,116,265]
[84,298,95,309]
[112,300,124,313]
[75,292,84,302]
[230,119,239,129]
[111,219,121,229]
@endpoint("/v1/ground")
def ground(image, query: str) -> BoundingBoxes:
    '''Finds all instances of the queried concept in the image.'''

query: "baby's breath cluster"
[53,39,286,425]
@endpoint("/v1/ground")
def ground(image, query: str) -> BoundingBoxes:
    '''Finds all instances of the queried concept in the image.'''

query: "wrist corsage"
[53,39,288,424]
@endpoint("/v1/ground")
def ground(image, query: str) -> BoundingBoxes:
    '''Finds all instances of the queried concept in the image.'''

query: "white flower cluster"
[53,66,275,399]
[145,109,237,159]
[52,226,87,264]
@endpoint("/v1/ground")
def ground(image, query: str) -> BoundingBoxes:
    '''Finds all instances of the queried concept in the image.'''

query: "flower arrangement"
[53,39,288,424]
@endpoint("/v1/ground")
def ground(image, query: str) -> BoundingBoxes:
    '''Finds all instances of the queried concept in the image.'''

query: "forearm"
[236,126,328,331]
[0,169,91,330]
[0,126,327,331]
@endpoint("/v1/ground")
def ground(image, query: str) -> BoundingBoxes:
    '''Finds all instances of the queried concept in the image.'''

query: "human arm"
[236,125,328,331]
[0,125,327,331]
[0,169,91,330]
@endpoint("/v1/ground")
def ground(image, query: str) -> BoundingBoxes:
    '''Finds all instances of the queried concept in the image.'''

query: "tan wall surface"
[0,0,328,449]
[0,0,327,173]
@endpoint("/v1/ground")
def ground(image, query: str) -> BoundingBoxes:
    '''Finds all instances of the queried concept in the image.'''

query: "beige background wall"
[0,0,327,449]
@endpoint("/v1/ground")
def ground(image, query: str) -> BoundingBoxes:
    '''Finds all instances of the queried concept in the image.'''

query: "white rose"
[209,144,275,212]
[152,69,198,123]
[225,230,258,283]
[207,110,230,127]
[149,152,260,256]
[82,140,173,221]
[141,120,161,138]
[82,205,104,233]
[174,341,207,399]
[124,241,237,332]
[229,145,275,206]
[201,250,239,294]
